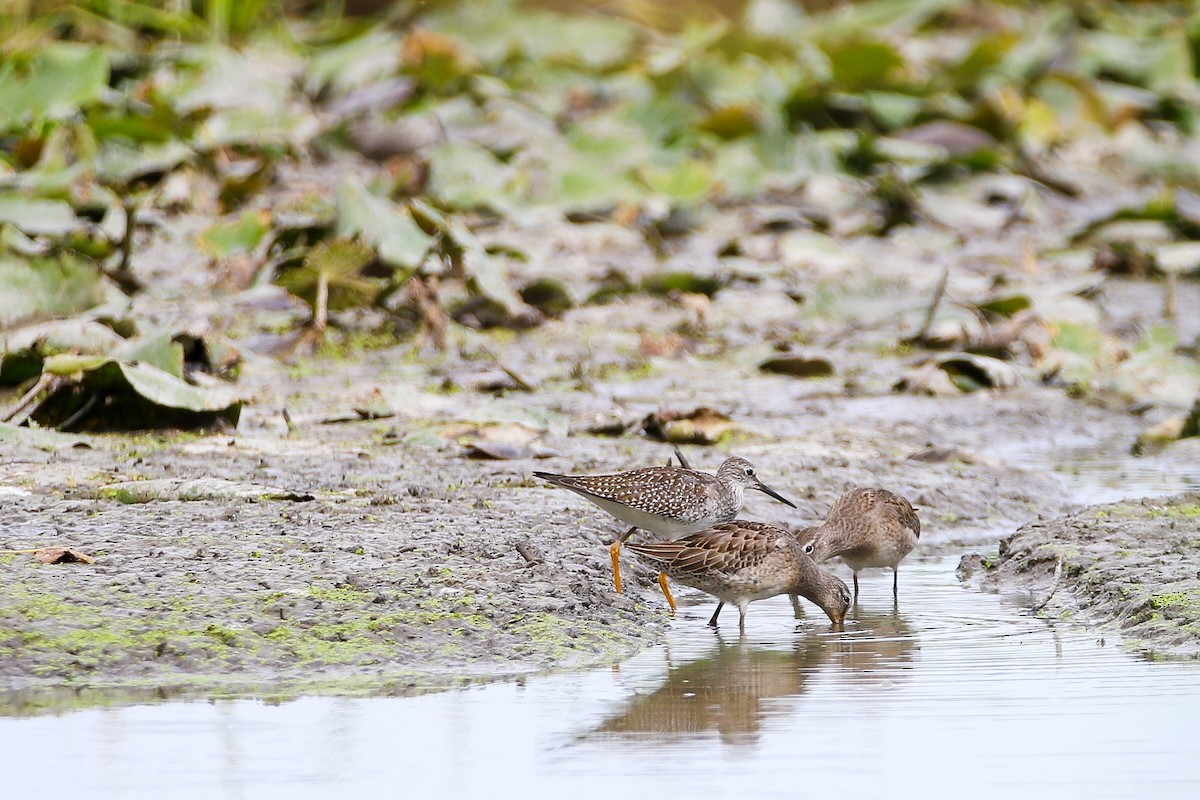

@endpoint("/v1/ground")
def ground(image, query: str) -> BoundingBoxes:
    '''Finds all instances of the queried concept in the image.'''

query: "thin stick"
[2,373,59,424]
[314,271,329,336]
[60,392,100,432]
[914,267,949,343]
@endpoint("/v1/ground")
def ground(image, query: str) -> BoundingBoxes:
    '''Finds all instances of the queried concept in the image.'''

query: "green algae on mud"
[0,482,667,709]
[965,494,1200,659]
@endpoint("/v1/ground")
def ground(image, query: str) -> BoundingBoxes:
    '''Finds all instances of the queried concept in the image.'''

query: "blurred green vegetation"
[1,0,1199,428]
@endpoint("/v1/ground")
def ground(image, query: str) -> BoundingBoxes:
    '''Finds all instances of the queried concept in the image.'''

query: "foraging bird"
[533,456,796,609]
[626,520,851,631]
[795,488,920,603]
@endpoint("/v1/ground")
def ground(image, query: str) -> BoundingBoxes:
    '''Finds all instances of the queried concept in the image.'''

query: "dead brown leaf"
[33,546,95,564]
[639,333,693,358]
[642,407,737,445]
[760,354,835,379]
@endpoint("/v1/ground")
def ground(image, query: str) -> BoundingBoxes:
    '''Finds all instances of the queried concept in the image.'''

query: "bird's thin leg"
[657,573,677,613]
[707,602,724,627]
[610,527,637,594]
[893,567,899,600]
[738,605,747,634]
[789,594,804,618]
[852,572,860,605]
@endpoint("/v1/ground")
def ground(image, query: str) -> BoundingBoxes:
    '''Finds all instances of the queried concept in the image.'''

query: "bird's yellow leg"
[610,528,637,594]
[610,541,623,594]
[657,573,677,613]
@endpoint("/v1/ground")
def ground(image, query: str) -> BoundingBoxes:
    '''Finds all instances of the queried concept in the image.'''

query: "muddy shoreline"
[961,489,1200,659]
[4,359,1198,707]
[5,195,1200,705]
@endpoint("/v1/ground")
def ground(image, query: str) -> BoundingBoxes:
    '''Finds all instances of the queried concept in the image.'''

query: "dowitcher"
[533,456,796,607]
[626,520,851,631]
[795,487,920,602]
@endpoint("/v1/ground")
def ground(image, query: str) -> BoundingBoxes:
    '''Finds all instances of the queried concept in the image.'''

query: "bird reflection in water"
[828,607,918,683]
[591,608,917,746]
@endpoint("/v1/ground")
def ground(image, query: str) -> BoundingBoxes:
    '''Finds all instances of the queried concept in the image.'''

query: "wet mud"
[962,489,1200,659]
[3,196,1198,700]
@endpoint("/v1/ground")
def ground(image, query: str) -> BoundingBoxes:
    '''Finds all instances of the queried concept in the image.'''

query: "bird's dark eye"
[803,542,814,554]
[744,467,755,477]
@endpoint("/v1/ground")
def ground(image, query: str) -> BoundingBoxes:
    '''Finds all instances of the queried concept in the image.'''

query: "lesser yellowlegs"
[626,520,851,631]
[795,487,920,602]
[534,456,796,607]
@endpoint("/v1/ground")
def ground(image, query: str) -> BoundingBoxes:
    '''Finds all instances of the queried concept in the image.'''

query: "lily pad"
[337,176,434,269]
[0,319,126,386]
[0,253,113,329]
[0,43,108,131]
[0,195,84,236]
[29,358,242,431]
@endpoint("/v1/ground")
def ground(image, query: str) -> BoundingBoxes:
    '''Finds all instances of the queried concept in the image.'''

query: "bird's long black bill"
[753,480,797,508]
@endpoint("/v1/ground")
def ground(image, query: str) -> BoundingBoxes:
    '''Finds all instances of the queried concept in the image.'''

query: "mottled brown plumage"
[626,520,851,631]
[534,457,796,600]
[795,488,920,602]
[534,457,794,537]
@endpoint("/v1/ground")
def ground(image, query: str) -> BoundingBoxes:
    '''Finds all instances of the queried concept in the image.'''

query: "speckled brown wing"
[626,521,789,577]
[884,491,921,539]
[828,488,920,538]
[533,467,718,518]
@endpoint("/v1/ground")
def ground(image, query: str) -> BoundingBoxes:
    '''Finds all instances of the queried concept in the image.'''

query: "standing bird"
[795,488,920,603]
[626,520,851,632]
[533,456,796,609]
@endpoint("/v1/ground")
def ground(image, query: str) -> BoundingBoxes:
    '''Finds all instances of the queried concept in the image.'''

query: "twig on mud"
[910,267,949,345]
[514,539,544,565]
[1030,555,1064,614]
[408,275,447,351]
[59,392,101,433]
[482,347,535,392]
[2,373,63,425]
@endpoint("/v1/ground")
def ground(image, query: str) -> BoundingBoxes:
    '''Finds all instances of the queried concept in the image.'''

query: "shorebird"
[626,520,851,631]
[533,456,796,608]
[795,488,920,603]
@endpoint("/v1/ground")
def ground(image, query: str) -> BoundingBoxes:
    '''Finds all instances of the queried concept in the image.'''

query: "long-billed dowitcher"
[626,520,851,631]
[795,487,920,602]
[533,456,796,607]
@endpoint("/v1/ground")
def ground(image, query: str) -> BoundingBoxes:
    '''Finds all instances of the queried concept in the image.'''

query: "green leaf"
[114,361,239,413]
[95,140,193,185]
[278,237,379,311]
[0,44,108,131]
[0,195,84,236]
[112,333,186,378]
[198,210,271,257]
[639,159,715,205]
[444,220,524,316]
[336,176,434,269]
[863,92,923,130]
[426,140,521,212]
[0,253,111,329]
[32,357,242,430]
[306,29,403,96]
[822,39,904,91]
[1,318,126,386]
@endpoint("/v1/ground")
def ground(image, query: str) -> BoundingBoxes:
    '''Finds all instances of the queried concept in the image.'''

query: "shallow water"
[5,554,1200,799]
